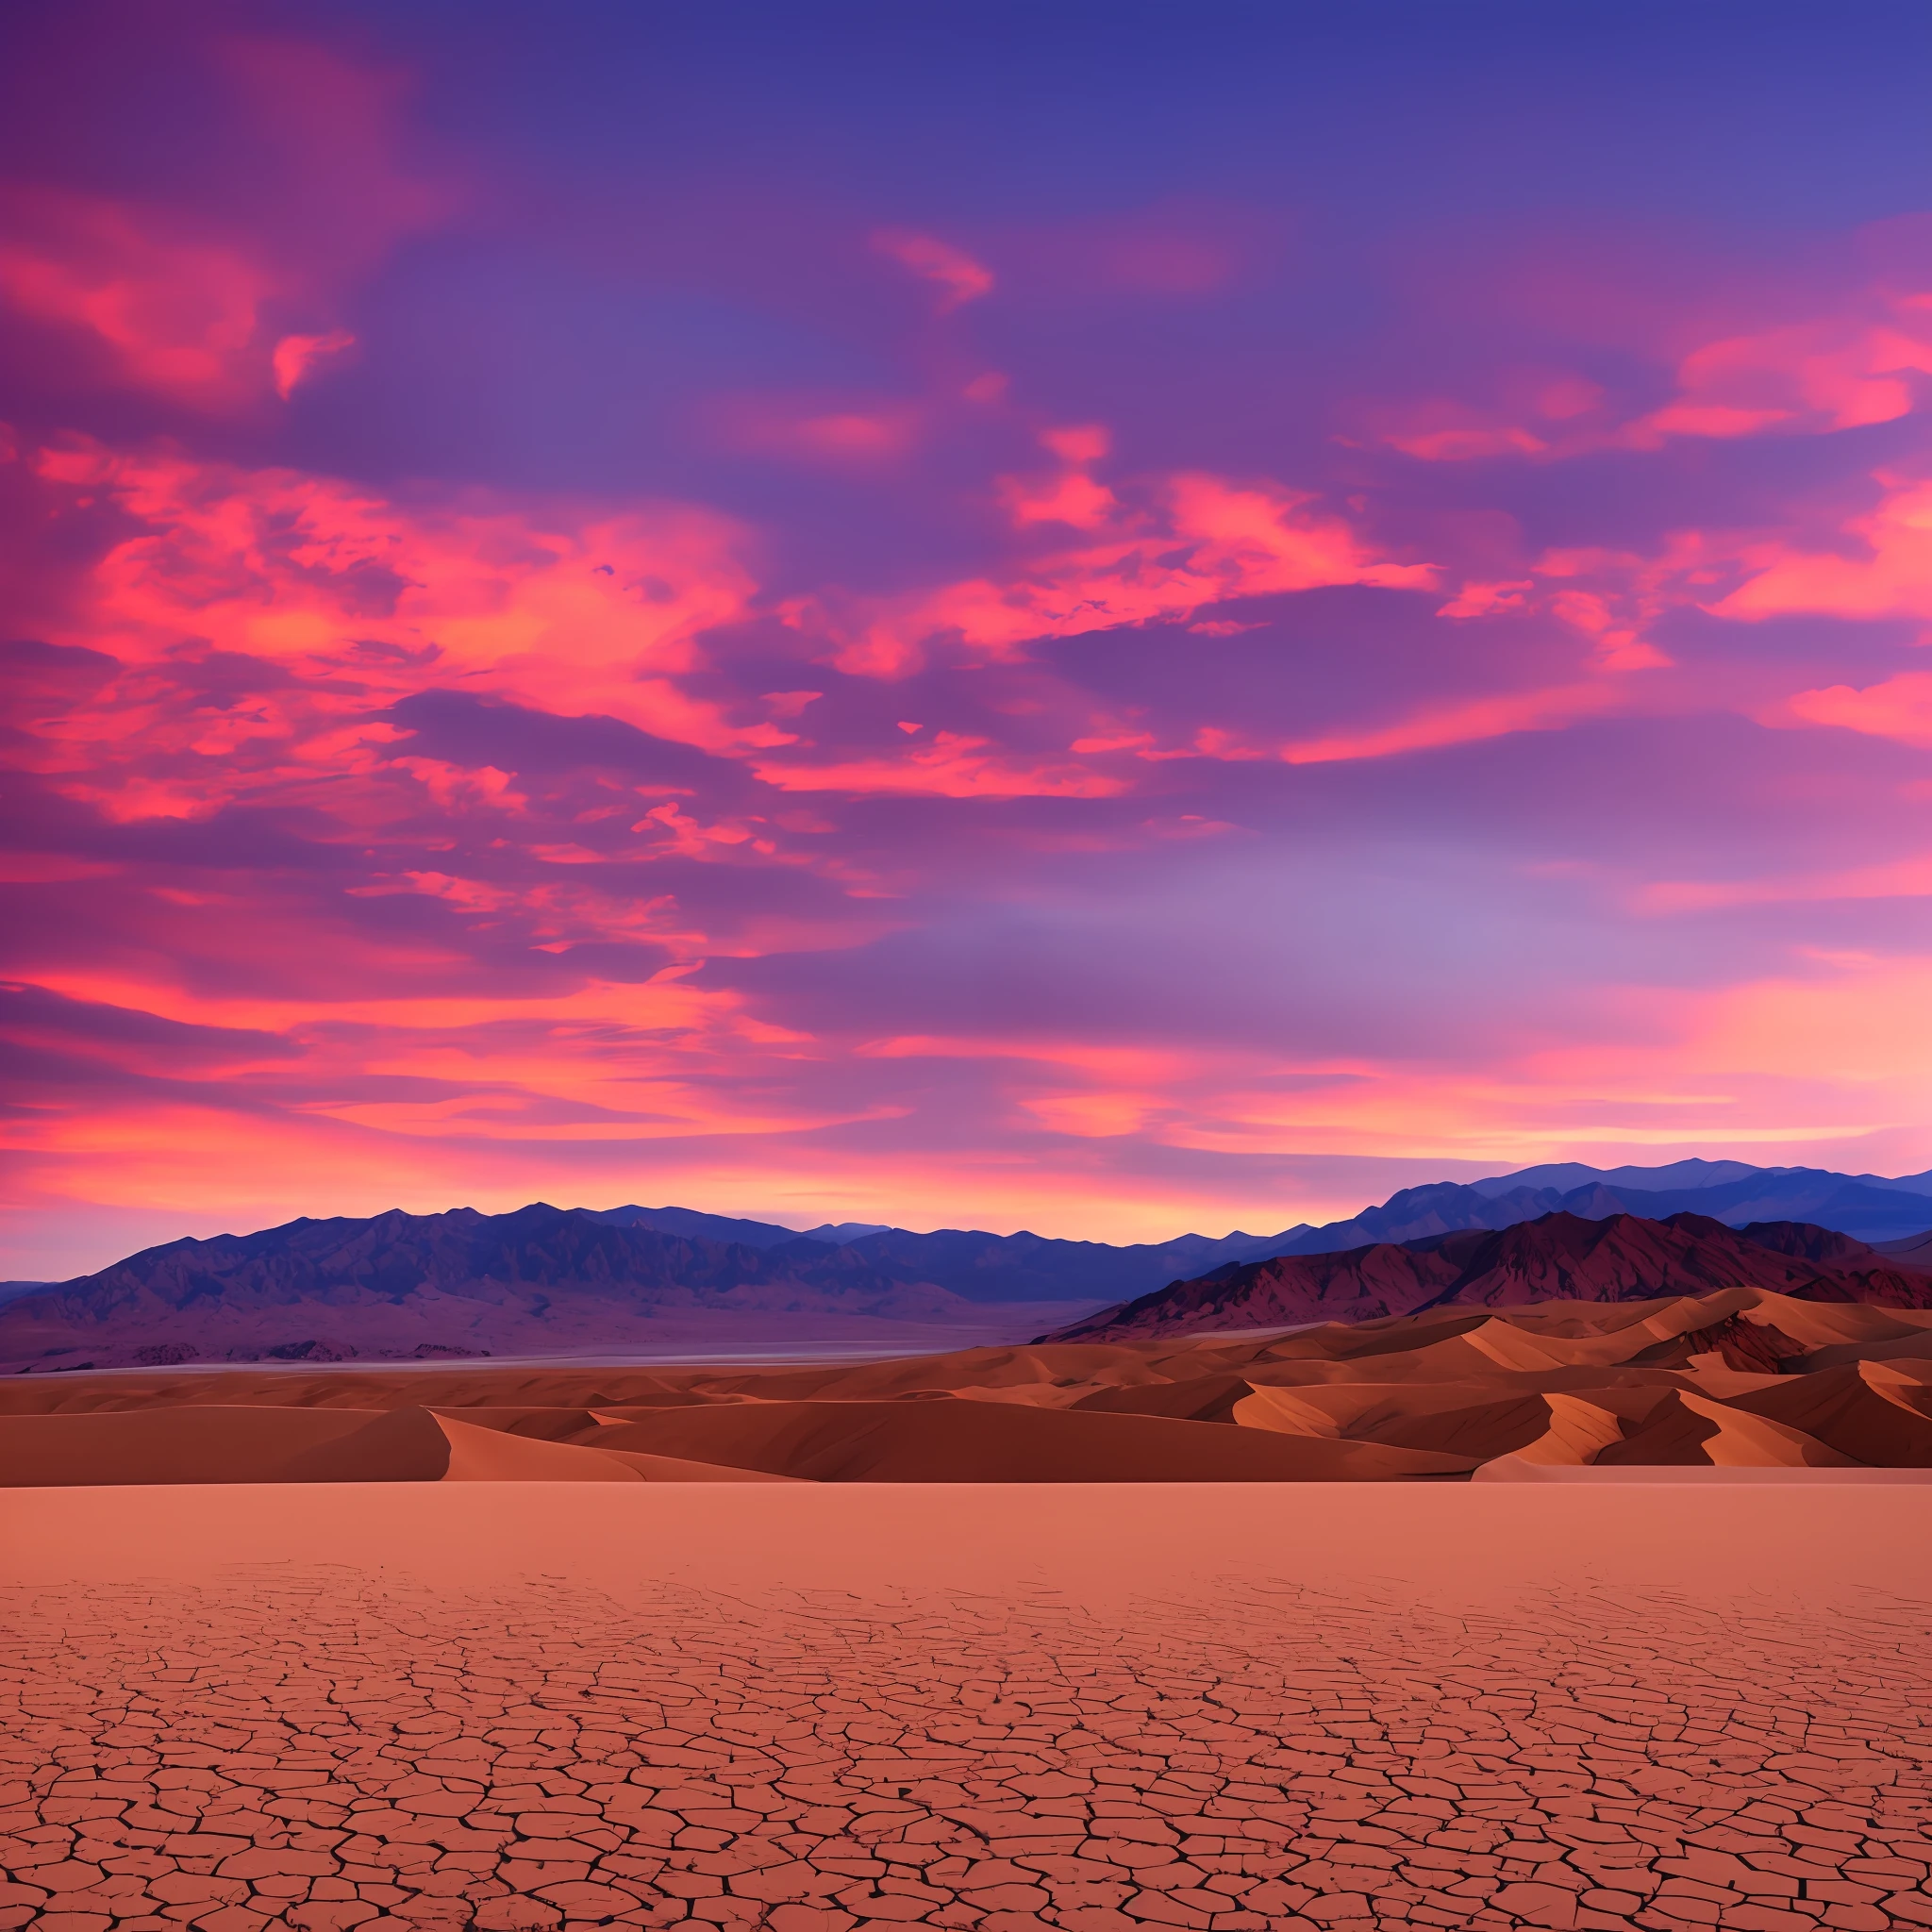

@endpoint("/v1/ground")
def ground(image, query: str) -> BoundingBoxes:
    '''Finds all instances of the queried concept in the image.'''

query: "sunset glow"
[6,4,1932,1277]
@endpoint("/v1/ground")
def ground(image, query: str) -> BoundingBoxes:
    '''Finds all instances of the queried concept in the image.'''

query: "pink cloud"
[1368,287,1932,465]
[1068,658,1651,771]
[271,328,356,397]
[752,731,1124,799]
[1357,371,1607,464]
[1542,589,1672,672]
[998,425,1117,529]
[1280,682,1621,766]
[1376,409,1551,462]
[1641,855,1932,913]
[0,436,806,861]
[794,470,1437,677]
[1436,578,1534,619]
[1715,473,1932,621]
[212,35,454,274]
[1625,301,1932,447]
[1688,960,1932,1107]
[1430,530,1740,675]
[1784,670,1932,747]
[0,38,448,411]
[873,229,993,311]
[33,438,767,770]
[1040,425,1110,464]
[0,187,280,402]
[708,395,923,466]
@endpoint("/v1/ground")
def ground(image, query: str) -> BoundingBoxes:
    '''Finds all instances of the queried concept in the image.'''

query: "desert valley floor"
[6,1291,1932,1931]
[5,1483,1931,1932]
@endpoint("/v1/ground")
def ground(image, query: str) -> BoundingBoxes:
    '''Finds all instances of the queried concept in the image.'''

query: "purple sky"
[5,2,1932,1278]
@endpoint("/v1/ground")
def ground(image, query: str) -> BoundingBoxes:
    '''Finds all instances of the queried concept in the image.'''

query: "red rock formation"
[1046,1211,1932,1342]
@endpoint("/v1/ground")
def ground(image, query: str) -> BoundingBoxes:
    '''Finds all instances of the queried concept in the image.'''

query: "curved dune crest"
[1343,1394,1562,1460]
[1228,1385,1345,1437]
[584,1397,1474,1481]
[1722,1364,1932,1467]
[1510,1392,1629,1465]
[0,1404,790,1485]
[1456,1320,1638,1373]
[601,1448,805,1481]
[0,1406,388,1487]
[272,1407,647,1482]
[430,1413,644,1482]
[1598,1390,1856,1468]
[1074,1374,1257,1424]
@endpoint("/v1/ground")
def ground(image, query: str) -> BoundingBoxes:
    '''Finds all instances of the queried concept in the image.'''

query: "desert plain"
[5,1479,1931,1932]
[6,1288,1932,1932]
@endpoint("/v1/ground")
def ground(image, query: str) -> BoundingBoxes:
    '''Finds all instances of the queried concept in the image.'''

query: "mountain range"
[1041,1211,1932,1344]
[1299,1161,1932,1250]
[6,1157,1932,1371]
[584,1156,1932,1257]
[0,1205,1076,1372]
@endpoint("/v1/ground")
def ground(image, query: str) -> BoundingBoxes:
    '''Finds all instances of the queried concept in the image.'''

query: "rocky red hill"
[1041,1211,1932,1342]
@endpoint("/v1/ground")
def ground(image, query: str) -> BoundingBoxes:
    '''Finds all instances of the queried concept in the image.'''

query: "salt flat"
[4,1484,1930,1931]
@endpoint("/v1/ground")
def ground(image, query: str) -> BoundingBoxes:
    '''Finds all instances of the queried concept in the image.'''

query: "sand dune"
[581,1396,1474,1481]
[1598,1388,1857,1467]
[4,1284,1930,1481]
[1721,1362,1932,1465]
[1505,1391,1630,1464]
[287,1407,647,1482]
[0,1402,794,1484]
[0,1405,385,1486]
[1070,1373,1255,1422]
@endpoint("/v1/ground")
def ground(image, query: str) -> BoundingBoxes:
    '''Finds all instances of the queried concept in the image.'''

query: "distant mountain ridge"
[588,1203,1300,1281]
[596,1158,1932,1263]
[6,1157,1932,1371]
[592,1205,895,1247]
[1041,1210,1932,1343]
[0,1204,1105,1372]
[0,1202,1314,1371]
[1258,1161,1932,1253]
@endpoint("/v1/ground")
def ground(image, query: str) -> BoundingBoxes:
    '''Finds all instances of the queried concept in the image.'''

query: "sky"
[5,1,1932,1278]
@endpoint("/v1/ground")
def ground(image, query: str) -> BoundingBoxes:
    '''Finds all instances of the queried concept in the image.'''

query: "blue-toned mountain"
[1271,1163,1932,1253]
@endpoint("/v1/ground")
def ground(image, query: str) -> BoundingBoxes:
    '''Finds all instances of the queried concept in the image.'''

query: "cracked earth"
[4,1564,1930,1932]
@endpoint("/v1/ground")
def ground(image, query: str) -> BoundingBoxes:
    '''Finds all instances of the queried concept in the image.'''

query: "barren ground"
[4,1483,1930,1931]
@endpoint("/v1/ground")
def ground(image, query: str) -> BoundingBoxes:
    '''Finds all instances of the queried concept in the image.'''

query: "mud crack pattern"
[3,1570,1930,1931]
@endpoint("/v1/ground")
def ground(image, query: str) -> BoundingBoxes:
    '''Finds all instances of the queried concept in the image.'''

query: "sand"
[0,1407,797,1487]
[7,1301,1930,1930]
[3,1482,1930,1931]
[7,1287,1932,1483]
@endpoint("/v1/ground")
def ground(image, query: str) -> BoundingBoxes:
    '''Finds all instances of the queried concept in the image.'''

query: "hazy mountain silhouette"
[1266,1162,1932,1252]
[8,1157,1932,1370]
[0,1204,1315,1370]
